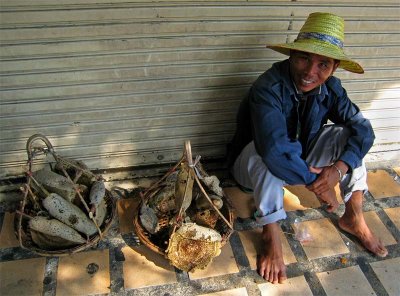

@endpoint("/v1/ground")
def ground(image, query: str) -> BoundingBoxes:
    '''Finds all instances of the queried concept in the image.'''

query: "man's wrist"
[332,164,343,180]
[334,160,349,175]
[332,160,349,181]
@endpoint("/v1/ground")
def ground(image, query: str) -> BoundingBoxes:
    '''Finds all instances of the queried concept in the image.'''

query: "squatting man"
[228,12,388,284]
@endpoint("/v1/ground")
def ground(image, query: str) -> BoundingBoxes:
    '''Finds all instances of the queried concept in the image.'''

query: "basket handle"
[26,134,54,160]
[184,140,193,166]
[183,140,233,230]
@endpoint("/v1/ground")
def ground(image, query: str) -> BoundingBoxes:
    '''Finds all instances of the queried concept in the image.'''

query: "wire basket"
[133,141,234,271]
[14,134,115,256]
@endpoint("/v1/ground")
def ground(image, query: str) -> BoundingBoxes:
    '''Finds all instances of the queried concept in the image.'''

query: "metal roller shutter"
[1,1,399,179]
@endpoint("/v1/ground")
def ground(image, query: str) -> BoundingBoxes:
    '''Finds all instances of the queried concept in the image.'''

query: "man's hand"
[307,165,340,195]
[309,166,323,174]
[307,161,349,212]
[307,161,348,195]
[317,187,339,212]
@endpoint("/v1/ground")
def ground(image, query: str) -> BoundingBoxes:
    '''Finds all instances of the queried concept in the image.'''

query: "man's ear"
[332,61,340,74]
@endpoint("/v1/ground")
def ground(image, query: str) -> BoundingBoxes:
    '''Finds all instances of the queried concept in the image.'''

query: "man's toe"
[377,247,388,257]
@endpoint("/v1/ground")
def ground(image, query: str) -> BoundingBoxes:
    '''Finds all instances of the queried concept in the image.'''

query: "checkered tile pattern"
[1,168,399,295]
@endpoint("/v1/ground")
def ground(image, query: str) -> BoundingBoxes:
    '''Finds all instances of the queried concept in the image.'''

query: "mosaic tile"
[223,184,326,216]
[284,185,323,209]
[0,167,399,296]
[199,287,248,296]
[122,245,176,289]
[57,249,110,295]
[384,207,400,229]
[370,257,400,296]
[363,211,396,246]
[117,198,140,234]
[317,265,375,296]
[189,242,239,280]
[367,170,400,199]
[238,228,297,270]
[258,275,313,296]
[223,183,338,216]
[0,212,20,248]
[224,187,255,219]
[283,187,309,211]
[0,257,46,296]
[296,218,349,260]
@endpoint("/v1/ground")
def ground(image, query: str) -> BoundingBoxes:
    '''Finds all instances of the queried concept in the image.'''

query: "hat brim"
[267,39,364,74]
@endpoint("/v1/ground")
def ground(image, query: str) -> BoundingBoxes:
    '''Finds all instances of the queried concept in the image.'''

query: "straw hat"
[267,12,364,74]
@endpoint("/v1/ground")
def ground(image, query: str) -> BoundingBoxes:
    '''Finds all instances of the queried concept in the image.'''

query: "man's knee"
[306,124,351,167]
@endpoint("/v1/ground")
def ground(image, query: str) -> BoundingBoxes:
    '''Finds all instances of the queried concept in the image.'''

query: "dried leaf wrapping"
[174,163,194,213]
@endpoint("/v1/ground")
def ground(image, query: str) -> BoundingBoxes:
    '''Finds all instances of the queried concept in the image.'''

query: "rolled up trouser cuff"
[255,208,287,225]
[232,141,287,225]
[340,160,368,202]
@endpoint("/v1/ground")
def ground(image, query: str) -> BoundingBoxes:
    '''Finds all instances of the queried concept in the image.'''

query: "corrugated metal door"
[1,1,399,179]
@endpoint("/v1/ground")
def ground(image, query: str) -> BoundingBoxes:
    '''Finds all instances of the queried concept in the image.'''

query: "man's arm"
[307,79,374,206]
[327,78,375,170]
[250,85,317,185]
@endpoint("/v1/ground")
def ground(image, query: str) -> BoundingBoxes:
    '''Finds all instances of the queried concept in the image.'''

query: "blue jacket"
[229,59,375,185]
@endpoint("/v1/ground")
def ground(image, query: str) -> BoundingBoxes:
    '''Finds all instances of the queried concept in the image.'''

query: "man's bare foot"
[339,191,388,257]
[257,223,287,284]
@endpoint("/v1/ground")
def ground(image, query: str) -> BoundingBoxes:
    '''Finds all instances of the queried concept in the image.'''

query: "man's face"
[289,51,339,93]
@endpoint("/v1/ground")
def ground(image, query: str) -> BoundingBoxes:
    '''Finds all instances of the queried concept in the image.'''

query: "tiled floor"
[0,168,399,296]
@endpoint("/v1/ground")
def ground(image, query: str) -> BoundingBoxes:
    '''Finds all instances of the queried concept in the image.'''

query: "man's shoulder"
[325,76,344,96]
[253,60,290,90]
